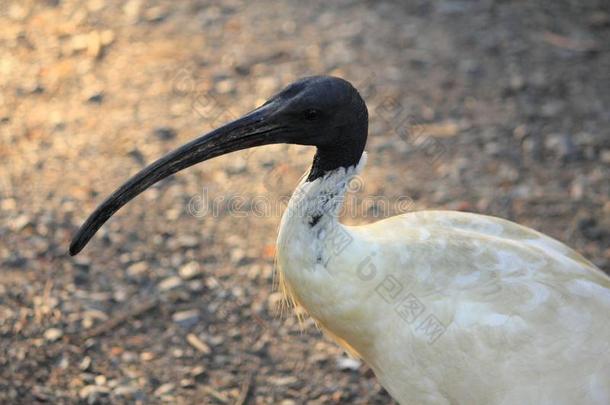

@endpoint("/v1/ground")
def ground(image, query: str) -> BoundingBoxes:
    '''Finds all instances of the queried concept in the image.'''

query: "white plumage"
[276,153,610,405]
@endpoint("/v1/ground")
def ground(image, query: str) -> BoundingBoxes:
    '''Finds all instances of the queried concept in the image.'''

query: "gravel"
[1,0,608,404]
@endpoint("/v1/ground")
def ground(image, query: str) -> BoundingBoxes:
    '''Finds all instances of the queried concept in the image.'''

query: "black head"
[263,76,368,180]
[69,76,368,255]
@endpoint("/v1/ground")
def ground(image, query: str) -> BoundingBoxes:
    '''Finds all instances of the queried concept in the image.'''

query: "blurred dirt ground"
[1,0,609,404]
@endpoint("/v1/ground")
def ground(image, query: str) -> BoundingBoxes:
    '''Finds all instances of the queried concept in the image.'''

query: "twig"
[201,386,229,404]
[186,333,212,354]
[82,297,159,339]
[542,31,598,52]
[235,373,253,405]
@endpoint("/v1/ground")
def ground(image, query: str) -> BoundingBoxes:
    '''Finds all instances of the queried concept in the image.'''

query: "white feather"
[276,153,610,405]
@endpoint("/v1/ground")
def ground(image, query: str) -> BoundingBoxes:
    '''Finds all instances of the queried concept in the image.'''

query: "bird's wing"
[352,209,608,287]
[342,210,610,404]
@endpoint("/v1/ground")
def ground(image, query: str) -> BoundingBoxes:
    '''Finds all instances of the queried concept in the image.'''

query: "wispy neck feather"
[287,152,368,228]
[275,152,368,320]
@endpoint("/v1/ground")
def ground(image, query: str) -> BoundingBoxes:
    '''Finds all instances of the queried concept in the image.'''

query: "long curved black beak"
[69,102,284,255]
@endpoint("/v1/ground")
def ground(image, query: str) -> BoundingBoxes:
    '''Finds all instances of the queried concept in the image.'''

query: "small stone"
[158,276,182,291]
[545,134,579,161]
[540,100,563,117]
[513,124,528,141]
[99,30,115,46]
[123,0,142,22]
[144,6,168,23]
[128,148,146,166]
[31,385,53,401]
[230,248,246,265]
[121,351,138,363]
[172,309,200,328]
[225,157,247,175]
[113,288,128,302]
[215,79,235,94]
[82,317,94,329]
[590,11,610,27]
[87,92,104,103]
[86,31,103,58]
[177,235,199,248]
[153,126,177,140]
[178,261,201,279]
[577,217,605,241]
[188,280,204,293]
[74,255,91,269]
[522,137,543,160]
[234,64,251,76]
[570,176,588,201]
[127,261,148,277]
[140,352,155,361]
[190,365,206,377]
[82,309,109,330]
[180,378,195,388]
[186,333,211,354]
[94,375,107,386]
[574,132,599,146]
[113,385,140,397]
[79,385,110,401]
[154,383,175,396]
[336,356,361,371]
[79,356,92,371]
[81,373,96,384]
[205,277,220,290]
[509,75,525,92]
[10,215,30,231]
[44,328,63,342]
[255,76,279,94]
[71,33,89,52]
[269,376,298,386]
[484,141,502,156]
[59,356,70,369]
[1,198,16,210]
[8,4,28,20]
[208,335,224,346]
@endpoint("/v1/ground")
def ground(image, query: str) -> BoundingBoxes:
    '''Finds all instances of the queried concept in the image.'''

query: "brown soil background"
[1,0,609,403]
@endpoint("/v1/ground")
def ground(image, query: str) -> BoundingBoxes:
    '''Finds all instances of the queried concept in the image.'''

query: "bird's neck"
[276,153,373,359]
[307,145,366,182]
[306,119,368,182]
[290,152,367,230]
[275,152,367,309]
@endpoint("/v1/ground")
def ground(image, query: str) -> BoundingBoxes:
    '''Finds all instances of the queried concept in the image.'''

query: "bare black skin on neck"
[307,121,367,181]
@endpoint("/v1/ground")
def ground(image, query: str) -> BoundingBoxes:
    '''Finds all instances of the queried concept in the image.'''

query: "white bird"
[71,76,610,404]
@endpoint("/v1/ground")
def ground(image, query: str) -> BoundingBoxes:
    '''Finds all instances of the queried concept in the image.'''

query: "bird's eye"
[303,108,321,121]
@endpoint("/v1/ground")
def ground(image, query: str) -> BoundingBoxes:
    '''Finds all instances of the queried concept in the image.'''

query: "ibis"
[70,76,610,404]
